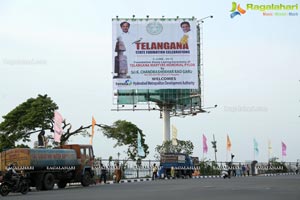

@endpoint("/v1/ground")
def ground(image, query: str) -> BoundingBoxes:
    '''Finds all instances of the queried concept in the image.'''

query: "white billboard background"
[112,19,198,90]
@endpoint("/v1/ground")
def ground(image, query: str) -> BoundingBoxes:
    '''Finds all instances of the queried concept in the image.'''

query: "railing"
[92,159,299,180]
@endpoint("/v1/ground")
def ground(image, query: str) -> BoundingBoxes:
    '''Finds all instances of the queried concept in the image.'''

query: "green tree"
[0,94,58,150]
[100,120,149,160]
[0,95,149,157]
[155,140,194,159]
[0,94,94,149]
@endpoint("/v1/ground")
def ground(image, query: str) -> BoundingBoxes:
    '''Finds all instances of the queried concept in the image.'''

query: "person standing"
[118,21,139,75]
[152,163,158,180]
[170,166,175,179]
[119,21,137,55]
[242,165,246,176]
[38,130,46,147]
[100,163,107,184]
[246,164,250,176]
[114,163,122,183]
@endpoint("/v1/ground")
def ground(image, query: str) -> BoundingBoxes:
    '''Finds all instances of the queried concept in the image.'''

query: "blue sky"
[0,0,299,162]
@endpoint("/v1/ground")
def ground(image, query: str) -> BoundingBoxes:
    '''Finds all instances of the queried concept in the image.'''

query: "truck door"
[80,146,94,166]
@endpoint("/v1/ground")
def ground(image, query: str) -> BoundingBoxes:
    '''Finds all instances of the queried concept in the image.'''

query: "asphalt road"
[3,175,300,200]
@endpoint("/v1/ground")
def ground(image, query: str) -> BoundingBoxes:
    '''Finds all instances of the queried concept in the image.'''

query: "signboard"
[112,18,198,90]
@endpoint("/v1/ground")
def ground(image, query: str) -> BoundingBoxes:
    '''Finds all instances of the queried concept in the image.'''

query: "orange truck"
[0,144,95,190]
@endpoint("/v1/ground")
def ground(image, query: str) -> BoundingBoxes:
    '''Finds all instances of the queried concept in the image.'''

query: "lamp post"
[117,152,120,162]
[211,134,217,163]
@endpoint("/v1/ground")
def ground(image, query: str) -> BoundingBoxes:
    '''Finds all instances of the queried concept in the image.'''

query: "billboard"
[112,18,198,90]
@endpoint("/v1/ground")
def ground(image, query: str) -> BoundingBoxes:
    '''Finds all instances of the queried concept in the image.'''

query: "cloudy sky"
[0,0,299,163]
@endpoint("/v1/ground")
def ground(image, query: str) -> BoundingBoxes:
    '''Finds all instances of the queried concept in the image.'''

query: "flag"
[172,125,178,146]
[226,135,231,151]
[54,111,64,142]
[137,131,145,157]
[202,134,208,154]
[281,141,287,156]
[90,116,96,145]
[268,139,272,155]
[253,138,259,155]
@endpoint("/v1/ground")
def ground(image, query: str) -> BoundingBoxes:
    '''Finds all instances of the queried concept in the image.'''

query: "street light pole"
[117,152,120,162]
[211,134,217,163]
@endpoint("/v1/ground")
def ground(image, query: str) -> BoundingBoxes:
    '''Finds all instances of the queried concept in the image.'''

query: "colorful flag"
[172,125,178,146]
[54,111,64,142]
[253,138,259,155]
[226,135,231,151]
[281,141,287,156]
[137,131,145,157]
[202,134,208,154]
[90,116,96,145]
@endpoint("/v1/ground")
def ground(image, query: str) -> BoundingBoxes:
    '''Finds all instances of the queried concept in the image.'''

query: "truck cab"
[159,153,194,179]
[60,144,94,167]
[59,144,95,186]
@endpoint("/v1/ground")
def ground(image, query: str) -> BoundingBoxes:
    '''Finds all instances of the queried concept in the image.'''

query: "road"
[3,175,300,200]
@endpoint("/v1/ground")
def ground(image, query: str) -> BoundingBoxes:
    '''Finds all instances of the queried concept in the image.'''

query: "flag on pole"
[172,125,178,146]
[226,135,231,151]
[281,141,287,156]
[90,116,96,145]
[202,134,208,154]
[268,139,272,155]
[253,138,259,155]
[137,131,145,157]
[54,111,64,143]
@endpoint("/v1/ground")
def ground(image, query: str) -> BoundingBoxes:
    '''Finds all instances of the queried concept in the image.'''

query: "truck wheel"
[57,181,67,189]
[43,173,55,190]
[20,180,29,195]
[81,171,91,187]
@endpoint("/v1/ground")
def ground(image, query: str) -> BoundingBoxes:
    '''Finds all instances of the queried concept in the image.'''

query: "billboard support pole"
[162,106,171,142]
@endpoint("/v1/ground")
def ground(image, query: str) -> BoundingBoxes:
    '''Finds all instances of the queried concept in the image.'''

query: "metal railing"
[93,159,299,180]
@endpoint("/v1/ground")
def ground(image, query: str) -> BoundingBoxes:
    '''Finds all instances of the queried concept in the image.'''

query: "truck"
[158,153,195,179]
[0,144,95,190]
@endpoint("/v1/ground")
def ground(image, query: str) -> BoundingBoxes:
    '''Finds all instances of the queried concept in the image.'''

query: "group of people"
[152,164,176,180]
[99,163,122,184]
[228,164,250,177]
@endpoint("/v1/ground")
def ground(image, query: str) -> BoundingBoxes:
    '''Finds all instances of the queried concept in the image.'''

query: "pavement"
[97,172,298,185]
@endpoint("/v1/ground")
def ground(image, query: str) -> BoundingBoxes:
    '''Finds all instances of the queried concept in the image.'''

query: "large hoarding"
[112,18,198,90]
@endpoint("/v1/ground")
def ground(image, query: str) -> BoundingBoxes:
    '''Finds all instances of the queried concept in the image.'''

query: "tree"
[100,120,149,161]
[53,120,92,146]
[155,139,194,159]
[0,95,149,158]
[0,94,58,150]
